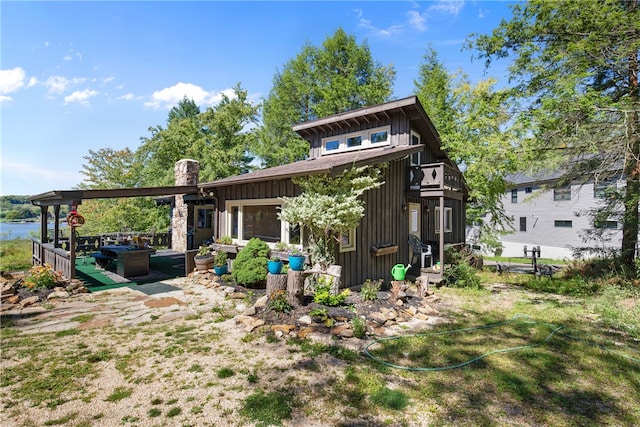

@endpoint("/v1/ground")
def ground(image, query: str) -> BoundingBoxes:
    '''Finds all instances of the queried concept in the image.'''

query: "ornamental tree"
[278,164,385,270]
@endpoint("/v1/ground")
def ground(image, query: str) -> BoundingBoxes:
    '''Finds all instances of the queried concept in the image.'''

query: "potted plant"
[194,245,214,271]
[214,250,228,276]
[288,247,306,271]
[267,255,283,274]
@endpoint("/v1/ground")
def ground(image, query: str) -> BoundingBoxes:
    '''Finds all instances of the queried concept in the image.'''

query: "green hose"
[363,314,640,371]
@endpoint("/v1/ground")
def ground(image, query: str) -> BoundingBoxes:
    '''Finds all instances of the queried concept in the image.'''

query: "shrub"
[351,316,366,338]
[231,237,269,287]
[361,279,382,301]
[268,290,293,313]
[216,236,233,245]
[313,276,350,306]
[23,263,64,290]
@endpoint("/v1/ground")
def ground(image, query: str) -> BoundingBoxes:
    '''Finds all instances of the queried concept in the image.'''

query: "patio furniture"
[408,234,433,269]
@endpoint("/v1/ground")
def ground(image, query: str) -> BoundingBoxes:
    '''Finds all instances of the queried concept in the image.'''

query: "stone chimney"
[172,159,199,252]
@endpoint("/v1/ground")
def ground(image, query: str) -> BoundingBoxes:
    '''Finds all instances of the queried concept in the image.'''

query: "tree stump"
[266,273,287,298]
[287,270,305,307]
[390,280,407,302]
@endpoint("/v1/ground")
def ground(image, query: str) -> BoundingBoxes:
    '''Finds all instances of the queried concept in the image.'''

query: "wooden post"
[266,273,287,297]
[326,264,342,295]
[286,270,305,307]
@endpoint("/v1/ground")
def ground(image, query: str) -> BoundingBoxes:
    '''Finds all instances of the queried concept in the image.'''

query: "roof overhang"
[199,145,422,189]
[30,185,199,207]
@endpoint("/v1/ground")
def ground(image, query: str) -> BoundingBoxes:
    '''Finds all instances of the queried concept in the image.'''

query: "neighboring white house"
[494,172,623,260]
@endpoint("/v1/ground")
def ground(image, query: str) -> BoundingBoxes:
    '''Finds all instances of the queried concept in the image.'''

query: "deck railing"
[407,162,464,193]
[32,239,73,280]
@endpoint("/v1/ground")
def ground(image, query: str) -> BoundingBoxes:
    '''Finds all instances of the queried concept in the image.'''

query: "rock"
[418,304,439,315]
[1,271,15,280]
[381,308,397,320]
[395,299,404,307]
[253,295,268,308]
[297,315,312,325]
[369,312,388,325]
[414,313,429,321]
[271,324,296,334]
[330,324,353,338]
[228,292,247,300]
[7,295,20,304]
[244,319,264,332]
[235,302,248,313]
[424,294,440,303]
[242,306,256,316]
[406,305,418,316]
[47,291,70,300]
[20,296,40,308]
[327,306,354,320]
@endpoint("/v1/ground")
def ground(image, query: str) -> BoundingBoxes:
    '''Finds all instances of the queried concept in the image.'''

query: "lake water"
[0,222,49,239]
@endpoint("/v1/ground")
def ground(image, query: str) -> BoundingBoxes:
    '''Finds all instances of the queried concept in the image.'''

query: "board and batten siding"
[336,158,409,286]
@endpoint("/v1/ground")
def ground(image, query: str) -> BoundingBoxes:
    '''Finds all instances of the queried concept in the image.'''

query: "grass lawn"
[1,270,639,426]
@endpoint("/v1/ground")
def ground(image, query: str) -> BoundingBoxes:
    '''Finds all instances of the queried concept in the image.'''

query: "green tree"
[137,84,258,186]
[256,28,396,167]
[80,148,141,189]
[470,0,640,270]
[414,46,525,248]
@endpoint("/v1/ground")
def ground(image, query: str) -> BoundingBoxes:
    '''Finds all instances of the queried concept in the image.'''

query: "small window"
[410,131,422,166]
[511,189,518,203]
[554,220,573,228]
[339,228,356,252]
[595,220,618,229]
[519,216,527,232]
[525,187,532,194]
[554,186,571,201]
[370,130,388,144]
[346,135,362,148]
[594,179,616,198]
[435,207,453,233]
[324,139,340,151]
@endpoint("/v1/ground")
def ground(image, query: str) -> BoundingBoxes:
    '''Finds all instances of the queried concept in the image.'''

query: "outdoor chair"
[408,234,433,269]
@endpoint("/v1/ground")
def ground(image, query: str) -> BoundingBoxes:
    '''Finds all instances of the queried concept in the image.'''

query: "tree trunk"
[266,273,287,297]
[326,264,342,294]
[286,270,305,307]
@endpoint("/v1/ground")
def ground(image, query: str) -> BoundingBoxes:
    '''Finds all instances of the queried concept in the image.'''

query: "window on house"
[370,130,388,144]
[594,179,617,198]
[511,189,518,203]
[435,206,453,233]
[324,139,340,152]
[226,199,294,244]
[321,126,391,155]
[339,228,356,252]
[525,187,532,194]
[410,131,421,166]
[554,186,571,201]
[595,220,618,229]
[554,220,573,228]
[196,207,215,228]
[519,216,527,232]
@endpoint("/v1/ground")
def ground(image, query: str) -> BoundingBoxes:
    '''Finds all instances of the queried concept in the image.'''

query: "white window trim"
[321,125,391,155]
[339,228,356,253]
[410,130,422,166]
[225,198,298,246]
[434,206,453,233]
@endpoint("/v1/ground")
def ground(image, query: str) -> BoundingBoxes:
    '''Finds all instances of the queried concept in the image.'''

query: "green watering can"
[391,264,411,281]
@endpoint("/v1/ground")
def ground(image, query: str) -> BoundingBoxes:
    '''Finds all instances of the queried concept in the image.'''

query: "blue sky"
[0,1,514,196]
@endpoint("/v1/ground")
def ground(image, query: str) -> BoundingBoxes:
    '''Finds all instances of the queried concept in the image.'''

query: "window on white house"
[554,220,573,228]
[594,220,618,229]
[346,135,363,148]
[519,216,527,232]
[370,130,388,144]
[554,186,571,201]
[324,139,340,152]
[525,187,533,193]
[594,179,617,198]
[511,189,518,203]
[435,206,453,233]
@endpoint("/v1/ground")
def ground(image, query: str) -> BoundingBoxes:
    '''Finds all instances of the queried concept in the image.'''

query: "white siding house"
[497,173,623,260]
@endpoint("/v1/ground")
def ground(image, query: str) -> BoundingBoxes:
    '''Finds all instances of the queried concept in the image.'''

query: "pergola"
[29,185,199,279]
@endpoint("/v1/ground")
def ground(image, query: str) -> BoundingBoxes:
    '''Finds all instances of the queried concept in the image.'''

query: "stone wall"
[172,159,199,252]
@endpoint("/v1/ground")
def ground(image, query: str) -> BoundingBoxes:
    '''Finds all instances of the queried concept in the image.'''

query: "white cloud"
[28,77,38,88]
[358,18,403,37]
[64,89,98,106]
[407,10,427,32]
[428,0,464,16]
[118,93,137,101]
[0,67,26,94]
[0,95,13,104]
[45,76,86,95]
[144,82,235,110]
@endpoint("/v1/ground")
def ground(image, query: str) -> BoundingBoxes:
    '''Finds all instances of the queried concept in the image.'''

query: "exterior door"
[408,202,421,259]
[194,205,216,247]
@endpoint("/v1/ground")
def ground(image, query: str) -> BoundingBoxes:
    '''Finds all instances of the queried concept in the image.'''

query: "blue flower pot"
[267,260,283,274]
[214,265,228,276]
[288,255,305,271]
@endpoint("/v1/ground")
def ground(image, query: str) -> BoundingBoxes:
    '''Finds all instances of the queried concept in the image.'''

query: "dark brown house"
[199,96,467,286]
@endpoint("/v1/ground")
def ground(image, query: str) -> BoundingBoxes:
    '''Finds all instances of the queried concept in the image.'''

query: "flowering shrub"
[268,290,293,313]
[23,263,65,290]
